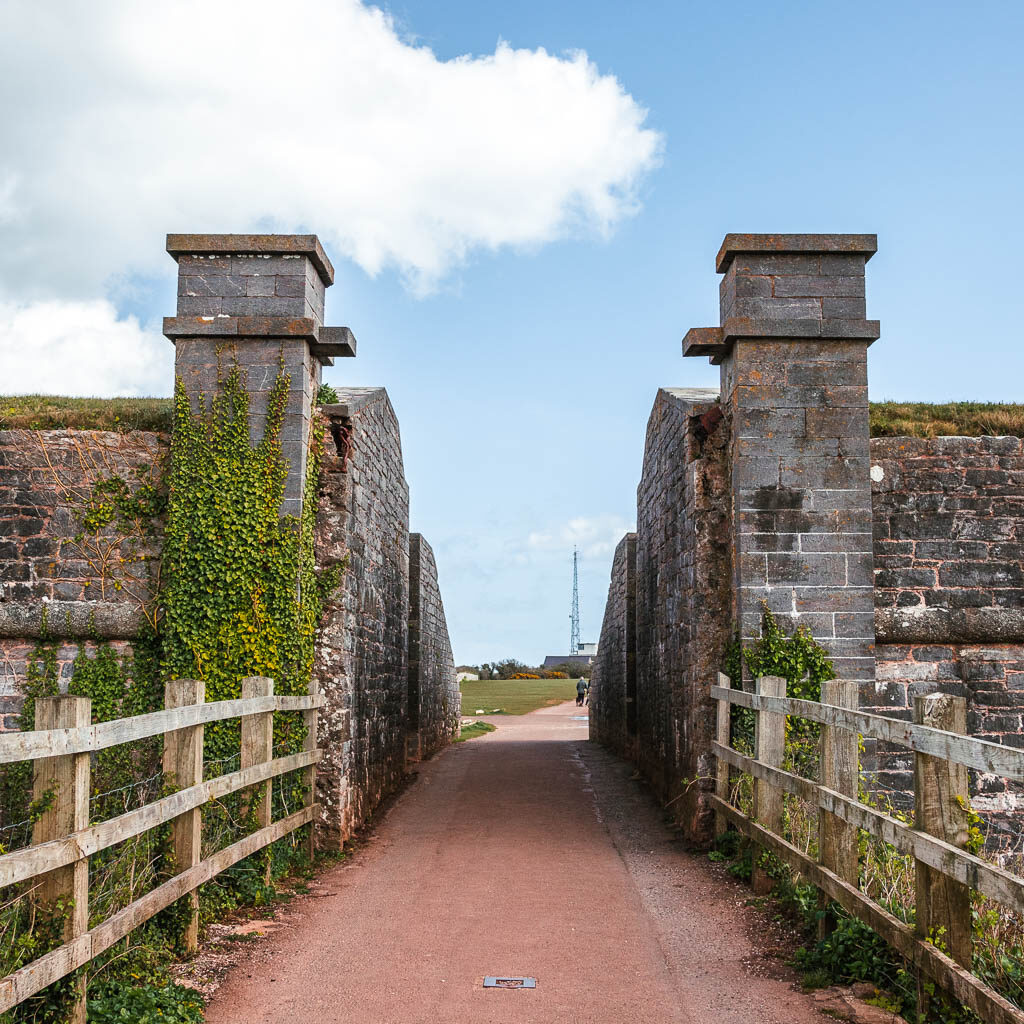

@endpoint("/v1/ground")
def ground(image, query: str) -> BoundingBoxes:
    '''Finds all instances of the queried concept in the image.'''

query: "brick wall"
[407,533,460,760]
[0,429,166,608]
[633,388,732,840]
[872,436,1024,639]
[869,435,1024,846]
[313,389,411,845]
[0,428,167,730]
[589,533,636,759]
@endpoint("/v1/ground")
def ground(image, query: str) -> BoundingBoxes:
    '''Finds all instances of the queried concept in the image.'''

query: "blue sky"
[2,0,1022,664]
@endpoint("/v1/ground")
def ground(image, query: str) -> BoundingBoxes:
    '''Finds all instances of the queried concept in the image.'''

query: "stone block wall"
[591,233,1023,851]
[589,533,636,759]
[594,236,879,842]
[0,428,167,731]
[591,416,1024,848]
[1,232,460,850]
[0,395,458,845]
[0,429,166,610]
[633,388,732,839]
[313,388,411,844]
[173,337,318,518]
[868,435,1024,842]
[872,436,1024,639]
[713,236,879,684]
[407,533,460,760]
[165,235,336,519]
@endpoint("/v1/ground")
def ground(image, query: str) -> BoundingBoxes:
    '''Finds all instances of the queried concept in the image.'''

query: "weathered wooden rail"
[0,676,323,1021]
[711,673,1024,1024]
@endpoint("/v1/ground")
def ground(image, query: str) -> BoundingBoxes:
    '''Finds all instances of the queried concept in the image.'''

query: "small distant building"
[542,642,597,669]
[456,671,479,682]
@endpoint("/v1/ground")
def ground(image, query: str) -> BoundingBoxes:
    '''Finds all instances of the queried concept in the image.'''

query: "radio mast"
[569,547,581,654]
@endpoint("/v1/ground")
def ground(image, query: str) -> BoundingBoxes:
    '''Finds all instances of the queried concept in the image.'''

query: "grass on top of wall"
[0,395,174,432]
[869,401,1024,438]
[3,395,1024,440]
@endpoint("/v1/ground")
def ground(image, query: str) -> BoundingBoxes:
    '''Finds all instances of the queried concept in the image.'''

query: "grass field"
[460,678,579,716]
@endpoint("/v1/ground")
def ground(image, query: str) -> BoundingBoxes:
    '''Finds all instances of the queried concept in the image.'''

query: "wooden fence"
[0,676,323,1021]
[711,673,1024,1024]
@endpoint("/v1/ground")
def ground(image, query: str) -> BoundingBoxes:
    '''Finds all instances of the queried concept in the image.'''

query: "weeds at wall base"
[713,612,1023,1022]
[709,832,947,1022]
[706,831,1022,1023]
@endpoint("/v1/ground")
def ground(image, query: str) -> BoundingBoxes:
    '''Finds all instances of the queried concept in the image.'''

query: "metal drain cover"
[483,976,536,989]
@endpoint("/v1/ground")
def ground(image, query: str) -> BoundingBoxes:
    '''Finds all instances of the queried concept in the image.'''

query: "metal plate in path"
[483,976,537,989]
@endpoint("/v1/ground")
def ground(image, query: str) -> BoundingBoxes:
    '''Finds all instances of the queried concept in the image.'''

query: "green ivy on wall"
[160,362,339,887]
[722,606,836,756]
[162,365,324,702]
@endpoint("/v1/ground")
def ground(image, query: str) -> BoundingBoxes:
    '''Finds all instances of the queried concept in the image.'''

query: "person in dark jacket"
[576,677,587,706]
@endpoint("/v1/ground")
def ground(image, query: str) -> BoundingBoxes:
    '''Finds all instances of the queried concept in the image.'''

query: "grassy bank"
[868,401,1024,438]
[454,721,497,743]
[0,395,174,431]
[460,678,578,716]
[5,395,1024,439]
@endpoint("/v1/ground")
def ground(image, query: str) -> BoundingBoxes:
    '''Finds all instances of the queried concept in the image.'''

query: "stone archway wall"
[313,389,460,846]
[589,234,1024,852]
[1,234,462,852]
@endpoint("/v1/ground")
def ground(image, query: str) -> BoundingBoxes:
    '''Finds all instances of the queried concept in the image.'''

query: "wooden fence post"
[818,679,860,939]
[913,693,972,968]
[303,677,319,862]
[714,672,732,837]
[751,675,786,895]
[241,677,274,883]
[163,679,204,953]
[32,695,91,1024]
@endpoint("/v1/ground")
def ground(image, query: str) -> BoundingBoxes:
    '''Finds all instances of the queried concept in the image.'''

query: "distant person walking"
[576,677,587,707]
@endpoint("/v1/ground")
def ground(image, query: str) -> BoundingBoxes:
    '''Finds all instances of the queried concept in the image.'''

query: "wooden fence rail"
[0,677,323,1021]
[711,673,1024,1024]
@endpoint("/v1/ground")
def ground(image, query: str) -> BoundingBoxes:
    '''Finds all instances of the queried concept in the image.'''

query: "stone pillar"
[163,234,356,518]
[684,234,880,681]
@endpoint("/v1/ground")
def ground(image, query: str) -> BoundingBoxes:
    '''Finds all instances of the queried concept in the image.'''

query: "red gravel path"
[204,701,825,1023]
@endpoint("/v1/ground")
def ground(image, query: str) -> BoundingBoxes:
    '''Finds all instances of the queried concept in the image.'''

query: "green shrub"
[316,383,339,405]
[796,912,901,987]
[722,607,835,758]
[87,982,204,1023]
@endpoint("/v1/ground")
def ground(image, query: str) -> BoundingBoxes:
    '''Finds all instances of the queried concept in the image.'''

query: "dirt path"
[204,701,825,1023]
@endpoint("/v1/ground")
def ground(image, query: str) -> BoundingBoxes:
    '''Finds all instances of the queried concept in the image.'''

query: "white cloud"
[0,301,170,397]
[0,0,662,304]
[525,515,635,561]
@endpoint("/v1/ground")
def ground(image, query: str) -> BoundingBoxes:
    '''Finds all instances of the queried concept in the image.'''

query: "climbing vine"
[723,605,836,754]
[160,362,339,888]
[162,365,320,698]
